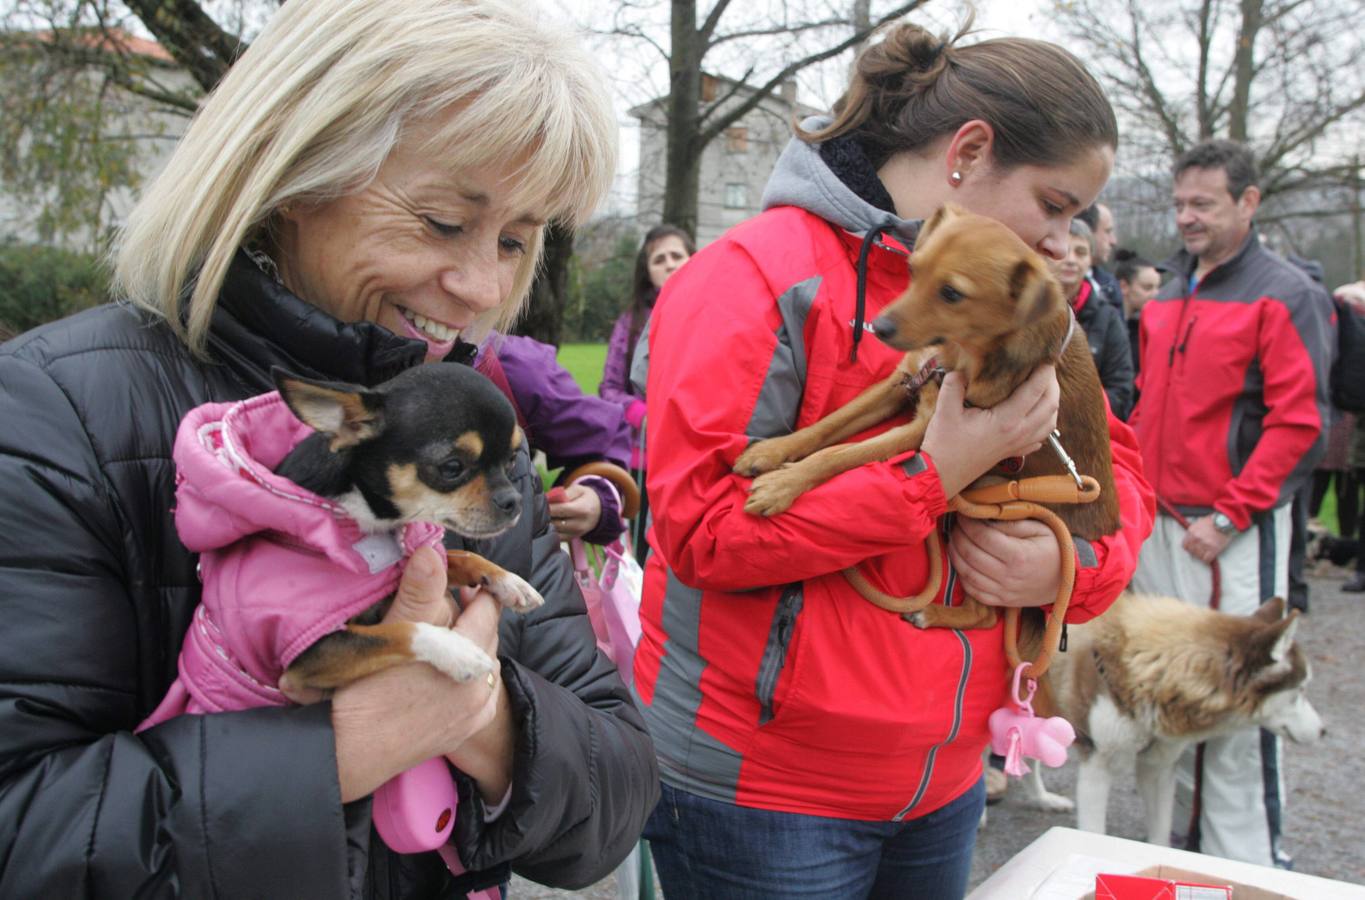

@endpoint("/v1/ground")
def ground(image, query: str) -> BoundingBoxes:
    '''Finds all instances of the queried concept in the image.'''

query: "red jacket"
[1131,231,1332,529]
[634,172,1153,820]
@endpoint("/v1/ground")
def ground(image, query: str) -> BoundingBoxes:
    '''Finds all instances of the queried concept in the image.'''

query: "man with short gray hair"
[1128,138,1333,869]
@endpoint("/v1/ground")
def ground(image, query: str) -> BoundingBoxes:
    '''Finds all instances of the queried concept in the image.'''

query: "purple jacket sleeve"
[598,313,639,409]
[492,334,631,472]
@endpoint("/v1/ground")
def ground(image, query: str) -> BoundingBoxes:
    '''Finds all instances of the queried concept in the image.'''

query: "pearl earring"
[950,171,963,186]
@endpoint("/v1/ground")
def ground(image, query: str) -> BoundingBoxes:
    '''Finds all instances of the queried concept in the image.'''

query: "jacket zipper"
[1154,289,1196,494]
[756,584,803,725]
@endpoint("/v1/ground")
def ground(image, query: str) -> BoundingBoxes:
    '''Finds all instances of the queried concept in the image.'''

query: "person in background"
[1280,251,1338,614]
[600,224,695,561]
[1128,139,1332,868]
[1332,281,1365,591]
[1047,218,1134,418]
[636,17,1153,899]
[1078,202,1122,310]
[0,2,659,896]
[476,331,632,544]
[1114,249,1162,376]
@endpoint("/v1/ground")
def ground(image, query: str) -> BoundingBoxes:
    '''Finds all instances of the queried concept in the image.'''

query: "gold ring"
[486,672,497,689]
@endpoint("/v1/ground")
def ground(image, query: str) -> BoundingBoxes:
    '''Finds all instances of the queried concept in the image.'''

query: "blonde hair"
[115,0,616,355]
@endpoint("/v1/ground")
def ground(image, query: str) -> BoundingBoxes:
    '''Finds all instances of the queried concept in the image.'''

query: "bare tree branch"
[696,0,925,148]
[120,0,246,92]
[707,18,850,49]
[697,0,732,44]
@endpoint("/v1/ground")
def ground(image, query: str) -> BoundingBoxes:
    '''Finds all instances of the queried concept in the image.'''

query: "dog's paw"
[1024,790,1076,813]
[744,469,804,516]
[481,570,544,613]
[734,438,797,477]
[277,673,331,706]
[411,623,496,681]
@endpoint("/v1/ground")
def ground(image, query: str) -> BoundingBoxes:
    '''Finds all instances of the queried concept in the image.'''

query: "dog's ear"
[1251,596,1287,623]
[273,369,384,451]
[1009,256,1058,326]
[914,204,960,249]
[1258,610,1300,665]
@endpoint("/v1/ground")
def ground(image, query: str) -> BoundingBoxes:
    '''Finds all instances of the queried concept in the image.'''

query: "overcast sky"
[549,0,1058,215]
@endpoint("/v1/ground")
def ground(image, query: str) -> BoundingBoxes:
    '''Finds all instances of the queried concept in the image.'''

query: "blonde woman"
[0,1,657,896]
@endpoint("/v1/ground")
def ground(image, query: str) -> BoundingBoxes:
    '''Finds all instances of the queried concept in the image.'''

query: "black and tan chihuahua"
[270,363,543,703]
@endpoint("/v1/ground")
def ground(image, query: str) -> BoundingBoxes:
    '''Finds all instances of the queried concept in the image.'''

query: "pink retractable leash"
[373,759,501,900]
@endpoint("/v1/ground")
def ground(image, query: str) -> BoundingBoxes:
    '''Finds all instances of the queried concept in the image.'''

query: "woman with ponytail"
[636,16,1154,898]
[600,224,695,561]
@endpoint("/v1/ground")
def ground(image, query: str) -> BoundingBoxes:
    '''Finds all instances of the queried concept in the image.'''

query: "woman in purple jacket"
[600,224,695,560]
[478,330,633,545]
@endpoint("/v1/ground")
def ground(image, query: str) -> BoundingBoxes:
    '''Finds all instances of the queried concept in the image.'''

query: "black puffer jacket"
[0,253,659,898]
[1075,278,1136,420]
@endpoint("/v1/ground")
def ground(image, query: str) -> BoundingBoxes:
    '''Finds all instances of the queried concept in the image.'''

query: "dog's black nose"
[493,487,519,517]
[871,316,898,340]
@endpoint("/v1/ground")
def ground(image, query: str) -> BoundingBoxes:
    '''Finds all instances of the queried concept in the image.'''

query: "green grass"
[557,342,609,394]
[1317,481,1340,535]
[540,342,610,491]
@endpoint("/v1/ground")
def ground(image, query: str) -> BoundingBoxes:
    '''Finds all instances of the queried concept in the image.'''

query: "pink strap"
[435,846,501,900]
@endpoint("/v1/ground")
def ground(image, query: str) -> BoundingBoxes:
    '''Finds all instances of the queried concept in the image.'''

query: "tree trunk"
[1229,0,1263,142]
[518,221,574,346]
[1195,0,1215,139]
[662,0,702,240]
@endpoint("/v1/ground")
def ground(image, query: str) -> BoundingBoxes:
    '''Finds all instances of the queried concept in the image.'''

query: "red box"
[1095,872,1233,900]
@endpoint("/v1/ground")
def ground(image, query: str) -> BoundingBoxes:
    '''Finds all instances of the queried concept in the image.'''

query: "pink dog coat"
[138,392,444,731]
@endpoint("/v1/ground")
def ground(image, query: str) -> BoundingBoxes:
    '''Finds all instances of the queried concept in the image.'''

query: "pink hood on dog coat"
[138,391,444,731]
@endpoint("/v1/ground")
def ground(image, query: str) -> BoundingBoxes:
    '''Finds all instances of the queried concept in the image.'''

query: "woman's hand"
[444,585,517,804]
[330,546,504,803]
[921,365,1060,499]
[948,517,1061,608]
[548,482,603,541]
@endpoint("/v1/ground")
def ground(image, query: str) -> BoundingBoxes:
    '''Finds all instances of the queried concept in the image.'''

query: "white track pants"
[1130,506,1291,866]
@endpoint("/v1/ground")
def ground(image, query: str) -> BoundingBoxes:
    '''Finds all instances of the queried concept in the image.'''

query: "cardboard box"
[968,827,1365,900]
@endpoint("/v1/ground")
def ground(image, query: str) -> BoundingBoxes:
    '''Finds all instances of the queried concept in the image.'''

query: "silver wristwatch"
[1211,511,1239,536]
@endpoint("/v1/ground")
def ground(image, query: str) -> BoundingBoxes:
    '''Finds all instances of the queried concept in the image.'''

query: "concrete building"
[0,29,193,249]
[629,74,819,247]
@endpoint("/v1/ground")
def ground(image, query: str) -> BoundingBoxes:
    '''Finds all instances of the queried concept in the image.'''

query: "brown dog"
[733,204,1120,629]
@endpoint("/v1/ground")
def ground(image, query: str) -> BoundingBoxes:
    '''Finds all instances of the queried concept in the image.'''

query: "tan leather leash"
[844,472,1100,681]
[844,309,1092,679]
[563,461,642,520]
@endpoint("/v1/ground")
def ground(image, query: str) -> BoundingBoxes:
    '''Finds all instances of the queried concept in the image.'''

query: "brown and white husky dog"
[1016,592,1324,844]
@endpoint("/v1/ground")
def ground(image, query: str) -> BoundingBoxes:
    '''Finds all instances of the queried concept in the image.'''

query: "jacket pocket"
[755,583,803,725]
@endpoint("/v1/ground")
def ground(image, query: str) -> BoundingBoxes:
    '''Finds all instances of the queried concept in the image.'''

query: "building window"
[701,75,718,103]
[726,127,749,153]
[724,183,747,209]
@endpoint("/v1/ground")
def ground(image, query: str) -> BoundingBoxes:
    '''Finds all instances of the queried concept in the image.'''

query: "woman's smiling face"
[276,113,544,362]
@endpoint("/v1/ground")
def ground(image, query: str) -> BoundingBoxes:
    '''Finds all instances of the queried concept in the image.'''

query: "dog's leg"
[907,598,999,631]
[1015,761,1075,813]
[279,621,494,703]
[745,416,929,516]
[1136,740,1186,846]
[734,371,911,477]
[446,550,543,612]
[1074,752,1116,834]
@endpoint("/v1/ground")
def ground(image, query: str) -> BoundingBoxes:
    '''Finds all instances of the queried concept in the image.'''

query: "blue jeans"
[643,778,985,899]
